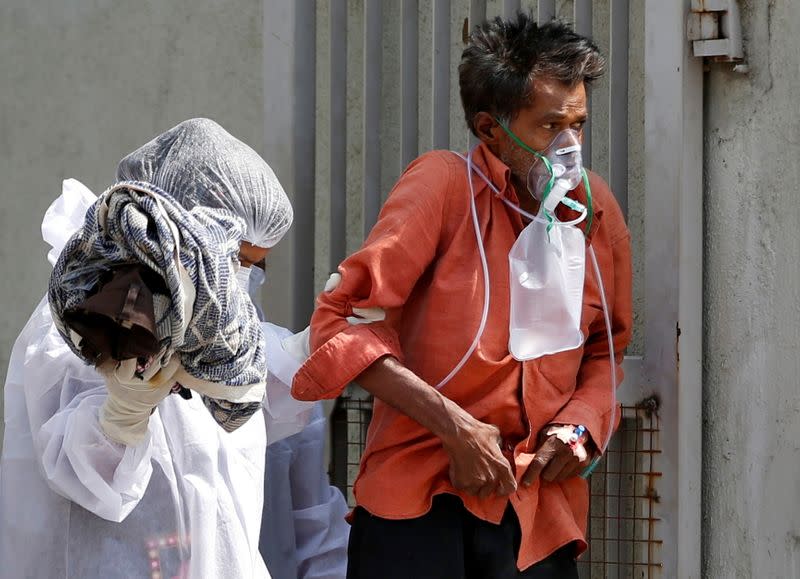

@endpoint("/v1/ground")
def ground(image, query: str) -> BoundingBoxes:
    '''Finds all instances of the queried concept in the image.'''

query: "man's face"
[493,77,588,186]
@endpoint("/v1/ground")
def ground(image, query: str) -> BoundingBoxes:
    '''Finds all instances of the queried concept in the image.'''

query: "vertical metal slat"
[401,0,420,168]
[292,0,317,326]
[555,0,574,21]
[470,0,487,24]
[485,0,503,21]
[589,1,611,182]
[450,0,473,151]
[538,0,556,22]
[609,0,629,216]
[574,0,593,168]
[345,0,365,255]
[313,1,332,294]
[503,0,521,17]
[417,0,435,154]
[363,0,383,235]
[330,0,348,269]
[379,1,402,198]
[432,0,450,149]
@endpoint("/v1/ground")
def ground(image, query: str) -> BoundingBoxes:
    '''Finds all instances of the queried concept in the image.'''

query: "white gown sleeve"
[12,179,155,522]
[262,323,315,445]
[289,408,350,579]
[19,297,156,522]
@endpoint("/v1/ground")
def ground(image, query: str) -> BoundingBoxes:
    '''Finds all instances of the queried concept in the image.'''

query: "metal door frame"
[639,1,703,577]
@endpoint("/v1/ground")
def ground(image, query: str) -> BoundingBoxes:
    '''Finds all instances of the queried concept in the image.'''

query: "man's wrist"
[357,356,474,448]
[445,413,485,451]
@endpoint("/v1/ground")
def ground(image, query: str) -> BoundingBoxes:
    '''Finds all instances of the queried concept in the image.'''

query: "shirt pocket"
[536,301,603,395]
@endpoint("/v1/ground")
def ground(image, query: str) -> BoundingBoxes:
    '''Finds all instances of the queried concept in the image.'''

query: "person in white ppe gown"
[261,403,350,579]
[0,118,296,579]
[246,268,349,579]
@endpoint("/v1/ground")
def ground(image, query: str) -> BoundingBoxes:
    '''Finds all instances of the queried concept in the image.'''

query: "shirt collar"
[467,143,519,203]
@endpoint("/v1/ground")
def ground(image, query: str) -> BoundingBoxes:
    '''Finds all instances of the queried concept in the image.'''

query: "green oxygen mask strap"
[581,168,593,235]
[495,120,556,229]
[496,119,596,234]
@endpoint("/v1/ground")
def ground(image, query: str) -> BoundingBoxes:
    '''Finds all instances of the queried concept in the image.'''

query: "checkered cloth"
[48,180,266,429]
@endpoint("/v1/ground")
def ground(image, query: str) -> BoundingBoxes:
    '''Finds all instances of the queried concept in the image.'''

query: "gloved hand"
[98,357,181,446]
[324,273,386,325]
[281,326,311,362]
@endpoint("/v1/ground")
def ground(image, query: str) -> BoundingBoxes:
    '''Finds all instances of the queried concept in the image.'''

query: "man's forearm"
[357,355,517,496]
[356,355,474,447]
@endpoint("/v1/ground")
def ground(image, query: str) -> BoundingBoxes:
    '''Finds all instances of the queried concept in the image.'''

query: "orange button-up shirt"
[292,143,632,570]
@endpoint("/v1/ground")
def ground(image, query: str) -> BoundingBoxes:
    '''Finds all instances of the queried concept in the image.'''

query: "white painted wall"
[703,1,800,576]
[0,0,266,446]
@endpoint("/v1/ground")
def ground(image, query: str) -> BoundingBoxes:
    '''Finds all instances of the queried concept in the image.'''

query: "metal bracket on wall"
[687,0,746,70]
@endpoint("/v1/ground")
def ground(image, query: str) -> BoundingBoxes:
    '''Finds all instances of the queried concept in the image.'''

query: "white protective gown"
[0,302,267,578]
[259,325,349,579]
[0,181,309,579]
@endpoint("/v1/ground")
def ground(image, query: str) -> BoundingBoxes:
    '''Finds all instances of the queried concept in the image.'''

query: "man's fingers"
[475,468,516,498]
[500,473,518,495]
[542,450,573,482]
[561,462,585,480]
[477,482,497,499]
[496,462,517,495]
[523,450,553,486]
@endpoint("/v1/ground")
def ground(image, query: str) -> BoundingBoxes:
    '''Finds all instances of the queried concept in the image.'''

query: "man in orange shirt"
[293,13,632,578]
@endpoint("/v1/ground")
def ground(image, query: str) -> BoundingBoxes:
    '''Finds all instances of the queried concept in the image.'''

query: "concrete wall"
[0,0,265,446]
[703,1,800,576]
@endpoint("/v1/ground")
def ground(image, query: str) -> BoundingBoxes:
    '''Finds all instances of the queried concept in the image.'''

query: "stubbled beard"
[499,147,536,190]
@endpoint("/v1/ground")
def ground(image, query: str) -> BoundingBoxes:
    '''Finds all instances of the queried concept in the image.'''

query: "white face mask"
[247,265,266,298]
[507,212,586,360]
[235,264,267,320]
[496,128,589,360]
[451,144,589,364]
[235,264,253,291]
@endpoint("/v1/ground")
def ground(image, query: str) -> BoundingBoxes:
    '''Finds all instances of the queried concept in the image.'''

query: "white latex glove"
[281,326,311,362]
[98,357,181,446]
[324,272,386,325]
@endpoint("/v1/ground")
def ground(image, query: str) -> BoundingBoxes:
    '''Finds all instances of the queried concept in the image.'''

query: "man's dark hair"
[459,13,605,136]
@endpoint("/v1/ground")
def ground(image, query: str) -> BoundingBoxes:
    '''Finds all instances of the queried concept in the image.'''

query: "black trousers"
[347,494,579,579]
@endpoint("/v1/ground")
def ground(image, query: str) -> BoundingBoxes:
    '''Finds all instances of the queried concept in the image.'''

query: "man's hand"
[356,356,516,499]
[522,434,591,486]
[441,418,517,498]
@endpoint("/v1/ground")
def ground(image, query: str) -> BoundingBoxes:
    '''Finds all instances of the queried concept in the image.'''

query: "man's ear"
[473,112,501,145]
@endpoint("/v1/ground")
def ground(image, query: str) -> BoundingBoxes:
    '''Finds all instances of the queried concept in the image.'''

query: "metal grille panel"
[332,397,663,576]
[579,399,662,578]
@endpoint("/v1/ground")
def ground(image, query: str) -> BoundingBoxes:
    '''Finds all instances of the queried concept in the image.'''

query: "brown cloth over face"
[64,264,166,366]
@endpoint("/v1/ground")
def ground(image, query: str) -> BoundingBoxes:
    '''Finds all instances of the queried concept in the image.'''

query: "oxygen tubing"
[444,150,617,476]
[434,146,491,390]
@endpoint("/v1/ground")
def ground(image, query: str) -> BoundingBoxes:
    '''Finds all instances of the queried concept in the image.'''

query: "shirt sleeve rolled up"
[292,153,452,401]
